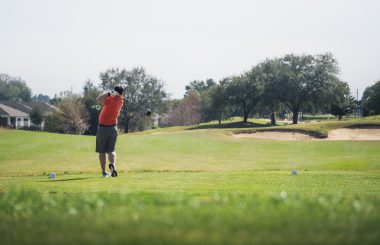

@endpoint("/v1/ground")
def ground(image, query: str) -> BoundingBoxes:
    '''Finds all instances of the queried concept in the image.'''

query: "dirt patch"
[233,128,380,141]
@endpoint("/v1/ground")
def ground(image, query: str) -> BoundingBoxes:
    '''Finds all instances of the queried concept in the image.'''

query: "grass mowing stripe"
[1,171,379,196]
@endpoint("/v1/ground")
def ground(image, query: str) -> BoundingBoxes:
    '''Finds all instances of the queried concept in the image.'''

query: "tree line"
[1,52,380,134]
[1,68,168,134]
[167,53,372,126]
[44,67,169,135]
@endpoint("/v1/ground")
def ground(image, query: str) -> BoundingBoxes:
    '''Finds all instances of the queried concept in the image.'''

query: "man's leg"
[99,153,107,173]
[108,152,117,177]
[96,126,110,177]
[108,151,116,165]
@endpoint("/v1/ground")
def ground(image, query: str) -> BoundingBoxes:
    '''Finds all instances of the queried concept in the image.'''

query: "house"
[150,113,169,128]
[0,101,55,129]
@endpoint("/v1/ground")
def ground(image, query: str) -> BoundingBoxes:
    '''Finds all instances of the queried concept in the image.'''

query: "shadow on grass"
[188,121,271,130]
[37,177,93,182]
[345,123,380,129]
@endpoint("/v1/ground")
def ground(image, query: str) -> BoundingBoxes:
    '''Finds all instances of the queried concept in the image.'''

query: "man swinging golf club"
[96,85,124,177]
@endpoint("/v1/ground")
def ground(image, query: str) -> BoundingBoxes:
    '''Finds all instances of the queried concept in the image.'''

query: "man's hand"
[108,90,118,96]
[96,91,109,106]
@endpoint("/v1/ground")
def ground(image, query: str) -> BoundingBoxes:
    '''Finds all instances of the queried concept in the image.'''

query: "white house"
[0,101,54,129]
[0,103,30,128]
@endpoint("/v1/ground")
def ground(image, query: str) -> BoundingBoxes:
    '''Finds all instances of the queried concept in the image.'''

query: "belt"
[99,124,116,127]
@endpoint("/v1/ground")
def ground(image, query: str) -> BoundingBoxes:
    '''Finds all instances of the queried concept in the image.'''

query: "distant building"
[0,101,55,129]
[150,113,169,128]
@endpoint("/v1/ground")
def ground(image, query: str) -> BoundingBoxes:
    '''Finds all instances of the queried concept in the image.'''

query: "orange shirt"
[99,96,124,125]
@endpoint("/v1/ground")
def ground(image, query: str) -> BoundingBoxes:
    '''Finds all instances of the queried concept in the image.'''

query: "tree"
[255,100,279,125]
[30,106,44,127]
[257,64,282,125]
[184,79,217,122]
[82,80,102,135]
[99,67,168,133]
[185,79,216,93]
[44,110,64,133]
[166,91,202,126]
[182,90,202,125]
[57,91,89,135]
[166,99,185,126]
[328,80,355,120]
[362,80,380,116]
[261,53,339,124]
[0,74,32,102]
[32,94,50,103]
[49,94,63,106]
[226,68,262,123]
[206,80,230,124]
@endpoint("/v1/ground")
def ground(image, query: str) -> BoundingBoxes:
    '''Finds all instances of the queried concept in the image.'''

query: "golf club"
[124,97,152,116]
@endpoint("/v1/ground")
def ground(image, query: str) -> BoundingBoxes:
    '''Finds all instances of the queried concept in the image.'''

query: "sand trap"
[233,128,380,141]
[326,128,380,141]
[233,131,315,140]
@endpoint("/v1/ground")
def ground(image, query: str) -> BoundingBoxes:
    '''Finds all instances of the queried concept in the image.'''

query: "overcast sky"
[1,0,379,99]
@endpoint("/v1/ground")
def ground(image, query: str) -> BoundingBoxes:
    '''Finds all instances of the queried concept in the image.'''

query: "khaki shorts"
[96,125,118,153]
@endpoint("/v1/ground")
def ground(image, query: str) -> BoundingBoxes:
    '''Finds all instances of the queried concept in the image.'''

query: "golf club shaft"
[124,98,137,105]
[123,97,151,116]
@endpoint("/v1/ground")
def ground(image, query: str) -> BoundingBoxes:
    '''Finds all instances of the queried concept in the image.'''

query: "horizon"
[1,0,379,99]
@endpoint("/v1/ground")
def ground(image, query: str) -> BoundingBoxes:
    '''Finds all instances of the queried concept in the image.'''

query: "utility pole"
[357,89,359,127]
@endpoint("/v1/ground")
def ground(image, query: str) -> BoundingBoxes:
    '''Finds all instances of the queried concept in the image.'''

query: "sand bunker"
[233,128,380,141]
[326,128,380,141]
[233,131,315,140]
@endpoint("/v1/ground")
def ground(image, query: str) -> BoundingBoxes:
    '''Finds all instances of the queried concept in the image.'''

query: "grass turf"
[0,118,380,244]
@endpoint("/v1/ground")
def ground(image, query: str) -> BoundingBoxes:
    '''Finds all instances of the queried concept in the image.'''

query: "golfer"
[96,85,124,177]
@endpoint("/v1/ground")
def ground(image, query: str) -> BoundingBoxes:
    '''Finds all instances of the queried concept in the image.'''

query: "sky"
[0,0,379,99]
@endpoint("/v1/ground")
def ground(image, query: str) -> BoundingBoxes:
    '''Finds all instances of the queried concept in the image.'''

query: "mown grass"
[0,119,380,244]
[1,188,379,245]
[1,170,380,245]
[232,115,380,137]
[1,127,380,176]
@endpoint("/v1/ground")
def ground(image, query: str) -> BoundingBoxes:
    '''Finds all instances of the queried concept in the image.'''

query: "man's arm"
[96,91,108,106]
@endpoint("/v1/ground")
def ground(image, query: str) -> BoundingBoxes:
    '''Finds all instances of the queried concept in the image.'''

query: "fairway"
[1,125,380,245]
